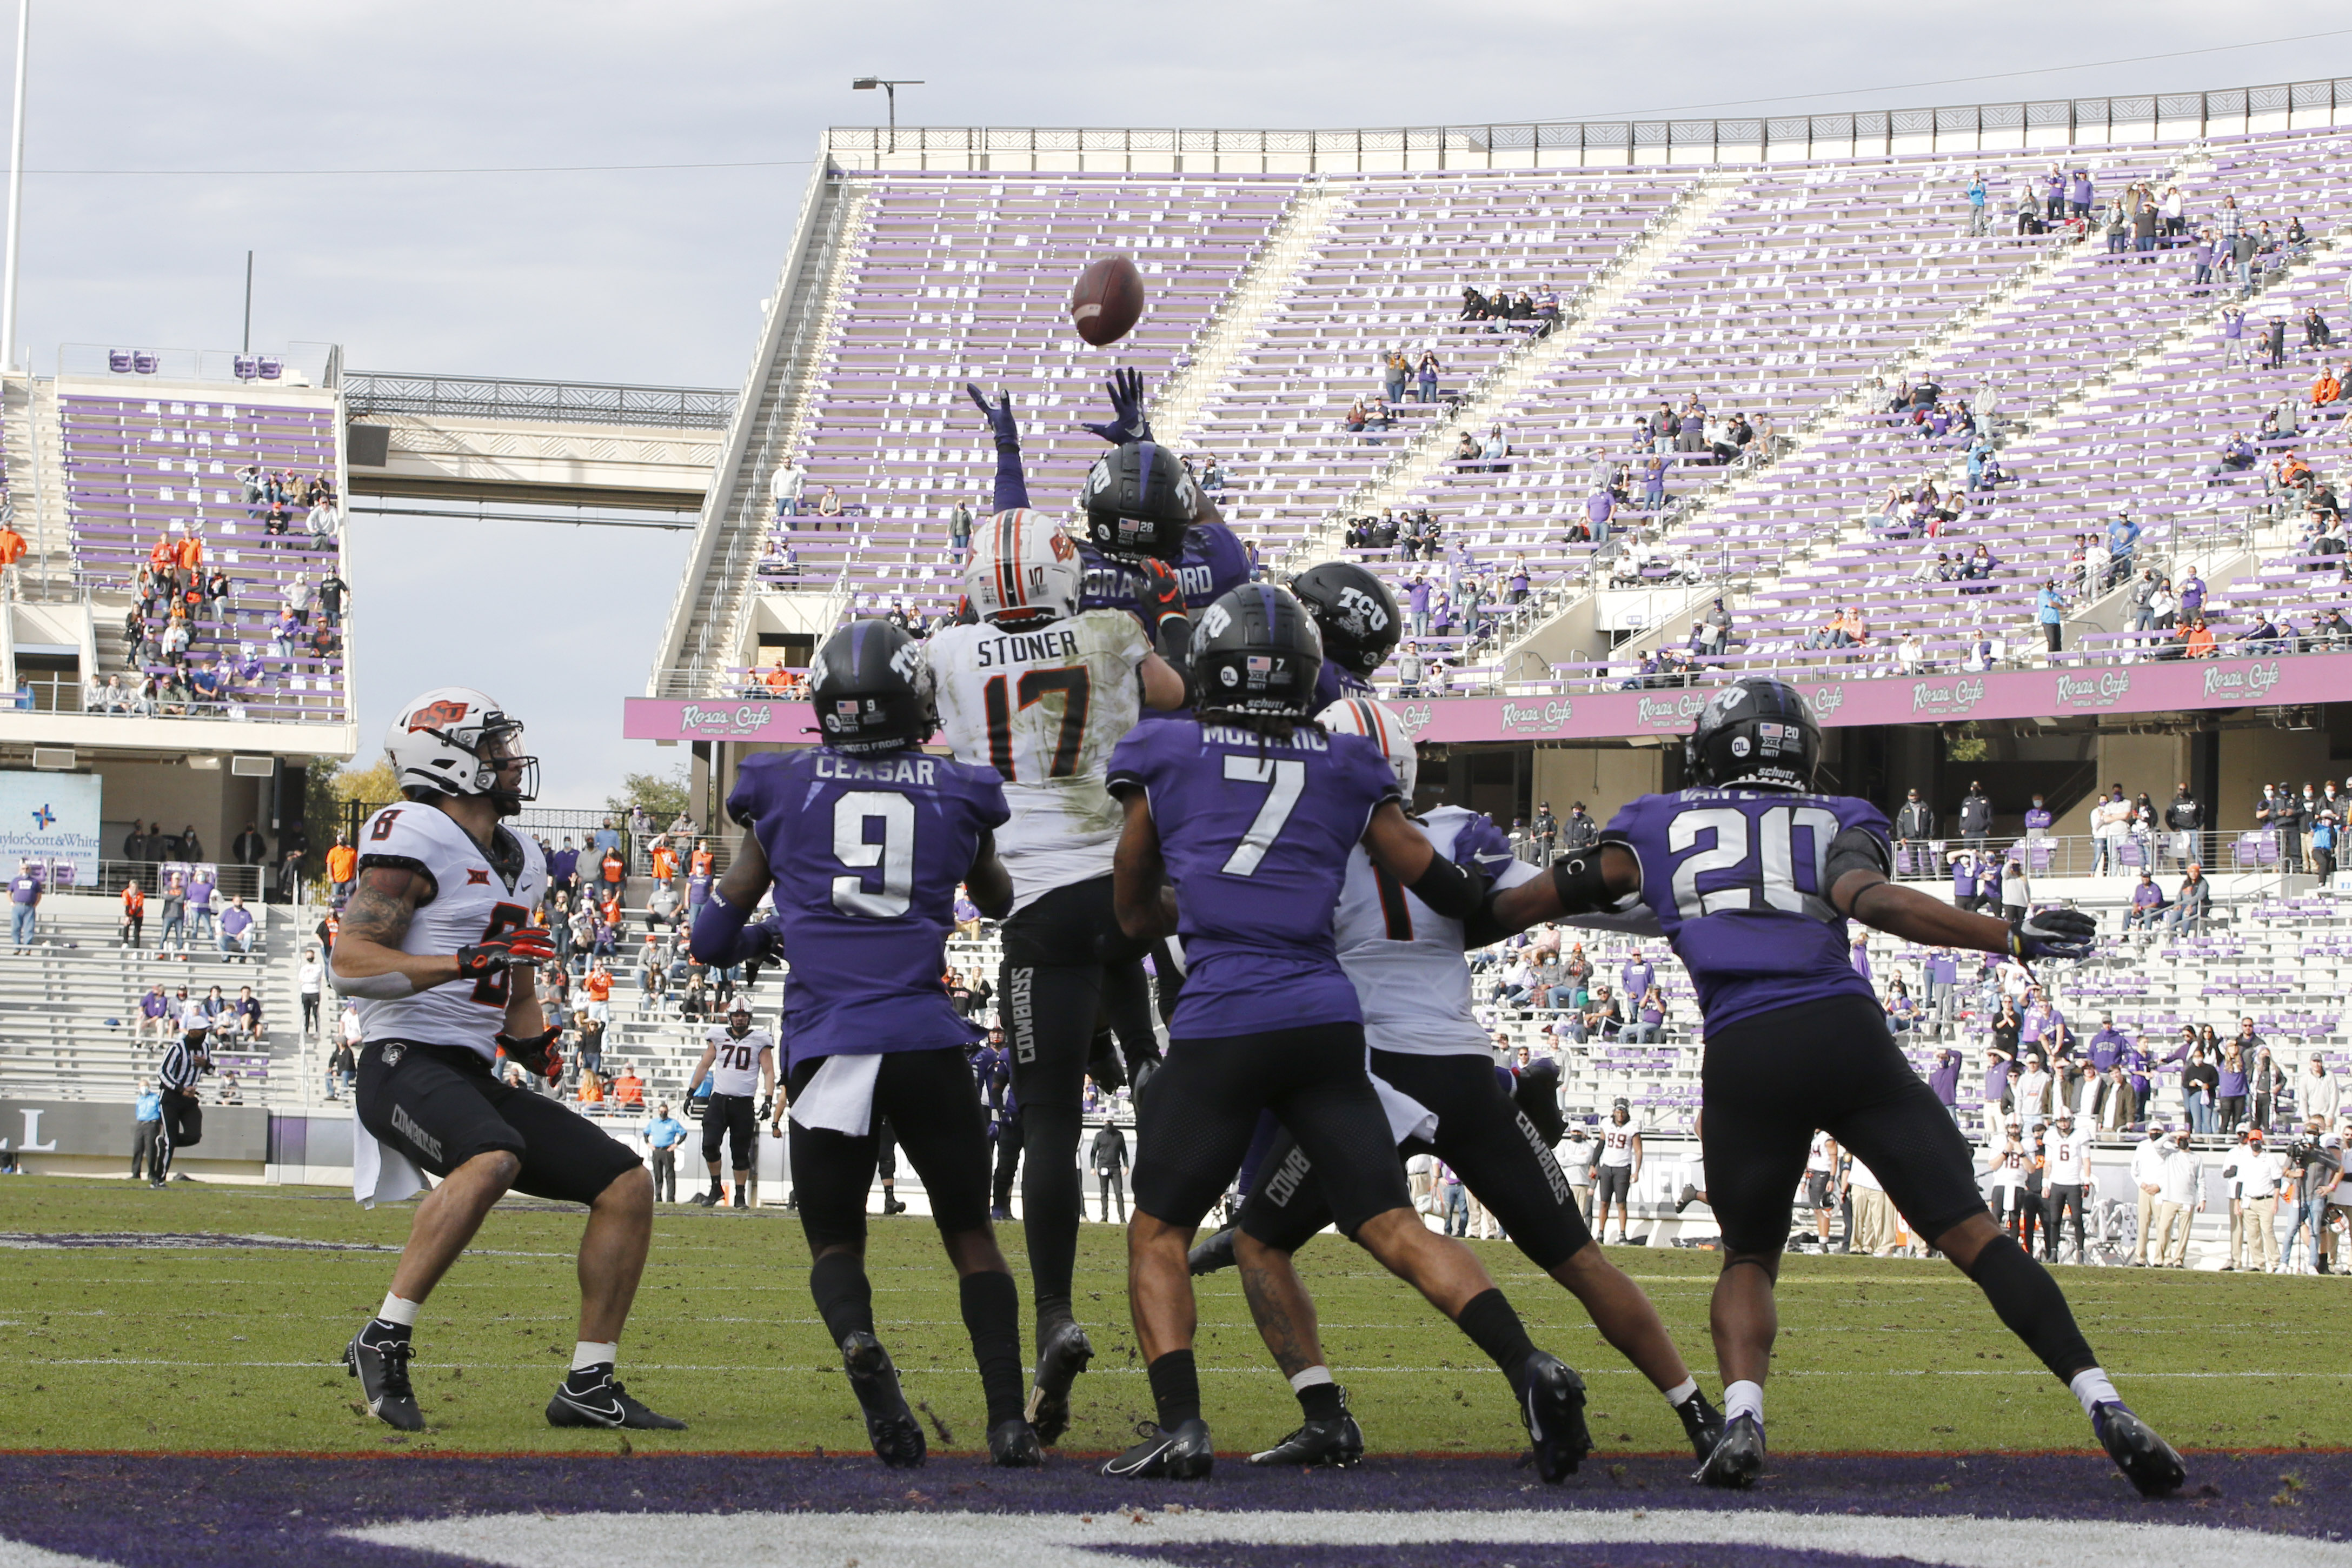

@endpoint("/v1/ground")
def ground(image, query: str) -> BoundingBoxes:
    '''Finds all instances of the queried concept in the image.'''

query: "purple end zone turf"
[0,1451,2342,1567]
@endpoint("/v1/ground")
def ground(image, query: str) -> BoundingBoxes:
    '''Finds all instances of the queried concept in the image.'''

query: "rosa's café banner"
[623,652,2349,748]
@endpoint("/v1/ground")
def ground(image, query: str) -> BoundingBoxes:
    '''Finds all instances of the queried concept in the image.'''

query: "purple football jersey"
[1078,523,1252,619]
[1107,720,1400,1038]
[1606,788,1891,1029]
[729,748,1008,1069]
[1311,659,1376,712]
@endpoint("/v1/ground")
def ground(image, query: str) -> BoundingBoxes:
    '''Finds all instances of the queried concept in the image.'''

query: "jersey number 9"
[832,791,915,918]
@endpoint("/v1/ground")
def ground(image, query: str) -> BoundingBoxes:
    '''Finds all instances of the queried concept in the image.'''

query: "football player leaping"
[686,1000,775,1208]
[335,688,683,1435]
[1103,584,1590,1483]
[1477,676,2184,1497]
[921,504,1189,1445]
[693,622,1041,1468]
[1193,697,1722,1470]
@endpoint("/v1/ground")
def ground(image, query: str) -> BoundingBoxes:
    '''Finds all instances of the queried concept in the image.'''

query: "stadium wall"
[823,78,2352,173]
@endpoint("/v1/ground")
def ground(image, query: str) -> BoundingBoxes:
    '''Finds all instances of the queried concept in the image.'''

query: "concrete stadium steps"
[0,892,313,1107]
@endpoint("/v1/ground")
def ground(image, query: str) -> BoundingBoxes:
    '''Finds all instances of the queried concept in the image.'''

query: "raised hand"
[966,382,1021,450]
[1079,367,1153,446]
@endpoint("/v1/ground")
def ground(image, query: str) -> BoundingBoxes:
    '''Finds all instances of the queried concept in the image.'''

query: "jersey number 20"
[1667,804,1843,922]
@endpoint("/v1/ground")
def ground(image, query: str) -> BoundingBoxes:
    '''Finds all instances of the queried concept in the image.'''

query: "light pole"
[851,77,923,155]
[1,0,28,375]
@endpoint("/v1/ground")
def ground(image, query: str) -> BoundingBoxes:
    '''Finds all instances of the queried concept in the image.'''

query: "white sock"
[572,1340,619,1373]
[2069,1366,2120,1418]
[1725,1378,1765,1428]
[1663,1376,1699,1408]
[1288,1365,1334,1393]
[376,1292,418,1327]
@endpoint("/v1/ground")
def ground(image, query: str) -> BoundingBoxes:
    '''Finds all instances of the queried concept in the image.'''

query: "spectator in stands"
[1571,984,1622,1044]
[2181,615,2217,658]
[1892,789,1933,876]
[2217,1033,2254,1134]
[2162,862,2211,932]
[1882,979,1923,1035]
[217,896,255,962]
[2303,1053,2342,1126]
[1999,853,2029,923]
[2124,872,2167,932]
[814,487,842,522]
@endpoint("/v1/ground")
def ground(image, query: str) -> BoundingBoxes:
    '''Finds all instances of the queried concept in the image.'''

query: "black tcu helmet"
[1291,561,1400,676]
[1191,583,1323,716]
[1683,676,1821,791]
[1080,440,1198,561]
[809,618,933,755]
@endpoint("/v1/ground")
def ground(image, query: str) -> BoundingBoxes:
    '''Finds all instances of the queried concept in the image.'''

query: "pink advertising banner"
[623,651,2351,748]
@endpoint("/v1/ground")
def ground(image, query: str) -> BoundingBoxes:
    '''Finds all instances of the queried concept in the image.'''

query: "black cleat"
[732,1191,747,1209]
[1025,1319,1094,1445]
[1101,1417,1213,1479]
[1517,1352,1592,1482]
[841,1331,925,1467]
[546,1364,687,1430]
[344,1323,422,1432]
[1187,1226,1238,1276]
[1676,1389,1726,1463]
[688,1190,717,1207]
[1249,1391,1364,1469]
[2092,1401,2186,1497]
[1695,1411,1766,1487]
[1675,1183,1702,1214]
[987,1416,1044,1467]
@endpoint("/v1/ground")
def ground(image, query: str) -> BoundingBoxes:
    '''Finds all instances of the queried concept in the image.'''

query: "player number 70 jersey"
[703,1025,774,1097]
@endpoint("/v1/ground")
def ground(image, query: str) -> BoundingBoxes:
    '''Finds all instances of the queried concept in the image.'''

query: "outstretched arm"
[690,830,776,966]
[966,383,1029,511]
[1361,800,1485,919]
[966,828,1014,921]
[1831,866,2094,962]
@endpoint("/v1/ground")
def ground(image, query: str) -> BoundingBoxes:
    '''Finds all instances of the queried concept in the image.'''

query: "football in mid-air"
[1069,254,1145,346]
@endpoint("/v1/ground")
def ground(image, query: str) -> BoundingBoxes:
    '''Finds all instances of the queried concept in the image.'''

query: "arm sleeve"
[992,446,1029,513]
[1824,823,1896,887]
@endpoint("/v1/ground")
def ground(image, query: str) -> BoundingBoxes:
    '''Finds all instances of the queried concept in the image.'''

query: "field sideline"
[2,1177,2344,1460]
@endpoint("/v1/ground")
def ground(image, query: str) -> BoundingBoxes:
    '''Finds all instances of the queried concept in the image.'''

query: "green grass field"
[1,1177,2342,1458]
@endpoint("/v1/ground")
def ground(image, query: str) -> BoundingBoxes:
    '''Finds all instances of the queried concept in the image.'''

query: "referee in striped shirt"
[153,1034,210,1187]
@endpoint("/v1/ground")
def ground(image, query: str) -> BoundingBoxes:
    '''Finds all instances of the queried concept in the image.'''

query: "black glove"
[456,926,556,978]
[965,382,1021,451]
[1080,367,1153,446]
[756,1094,773,1121]
[2009,907,2097,961]
[495,1025,563,1080]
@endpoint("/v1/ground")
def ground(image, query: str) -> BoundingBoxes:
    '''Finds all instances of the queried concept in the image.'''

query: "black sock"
[959,1269,1027,1427]
[1145,1348,1201,1430]
[1020,1102,1084,1329]
[809,1251,876,1348]
[1298,1380,1344,1422]
[1962,1232,2097,1384]
[1454,1287,1537,1389]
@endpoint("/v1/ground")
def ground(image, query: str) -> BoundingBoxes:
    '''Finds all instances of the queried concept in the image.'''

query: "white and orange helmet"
[963,508,1082,627]
[384,686,538,811]
[1318,694,1418,801]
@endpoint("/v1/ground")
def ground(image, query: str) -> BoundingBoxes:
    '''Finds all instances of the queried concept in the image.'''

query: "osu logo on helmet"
[406,698,470,733]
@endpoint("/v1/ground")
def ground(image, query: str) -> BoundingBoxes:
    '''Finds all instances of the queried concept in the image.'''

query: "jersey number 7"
[1220,755,1305,876]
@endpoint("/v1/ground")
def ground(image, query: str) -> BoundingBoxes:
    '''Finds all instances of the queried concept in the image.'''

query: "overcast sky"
[12,2,2348,806]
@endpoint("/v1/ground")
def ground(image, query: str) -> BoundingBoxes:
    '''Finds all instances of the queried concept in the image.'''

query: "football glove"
[1135,557,1188,635]
[496,1025,563,1080]
[755,1094,773,1121]
[1079,367,1154,446]
[455,926,556,977]
[965,382,1021,451]
[2009,907,2097,961]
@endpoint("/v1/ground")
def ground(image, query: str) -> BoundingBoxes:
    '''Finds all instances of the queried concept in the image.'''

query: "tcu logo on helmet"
[1197,602,1232,639]
[1334,584,1390,634]
[888,641,923,685]
[406,699,470,733]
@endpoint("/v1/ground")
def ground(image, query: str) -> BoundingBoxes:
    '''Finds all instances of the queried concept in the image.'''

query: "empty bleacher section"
[658,98,2352,713]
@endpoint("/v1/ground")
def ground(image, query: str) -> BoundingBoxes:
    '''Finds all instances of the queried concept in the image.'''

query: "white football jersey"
[703,1024,774,1097]
[1989,1144,2029,1188]
[1597,1120,1639,1167]
[2044,1127,2087,1185]
[343,802,548,1062]
[1805,1132,1837,1173]
[923,610,1150,912]
[1334,806,1539,1057]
